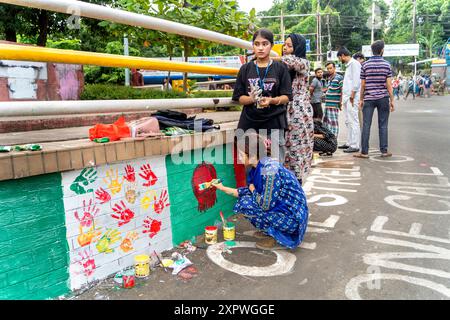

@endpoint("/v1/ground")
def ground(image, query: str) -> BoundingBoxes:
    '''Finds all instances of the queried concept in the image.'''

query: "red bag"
[89,116,131,141]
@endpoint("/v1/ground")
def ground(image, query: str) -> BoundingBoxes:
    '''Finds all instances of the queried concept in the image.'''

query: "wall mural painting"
[192,162,218,212]
[62,156,172,290]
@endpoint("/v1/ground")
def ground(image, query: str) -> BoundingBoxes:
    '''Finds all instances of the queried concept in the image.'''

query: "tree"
[257,0,389,56]
[386,0,448,49]
[100,0,256,91]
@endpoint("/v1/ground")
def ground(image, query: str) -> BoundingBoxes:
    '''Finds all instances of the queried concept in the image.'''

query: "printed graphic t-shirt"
[232,60,293,131]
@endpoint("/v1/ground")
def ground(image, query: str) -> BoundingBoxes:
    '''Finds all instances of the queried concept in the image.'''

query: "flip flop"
[381,152,393,158]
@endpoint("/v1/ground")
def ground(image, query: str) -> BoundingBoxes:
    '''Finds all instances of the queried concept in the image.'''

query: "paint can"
[122,269,135,289]
[223,222,235,241]
[134,254,150,278]
[205,226,218,244]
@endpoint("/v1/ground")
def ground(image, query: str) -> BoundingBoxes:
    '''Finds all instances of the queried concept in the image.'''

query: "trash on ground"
[161,259,174,268]
[178,240,197,253]
[169,253,193,275]
[114,271,123,285]
[177,266,198,281]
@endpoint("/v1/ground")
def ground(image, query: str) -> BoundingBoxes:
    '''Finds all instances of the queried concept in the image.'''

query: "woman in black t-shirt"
[232,29,293,162]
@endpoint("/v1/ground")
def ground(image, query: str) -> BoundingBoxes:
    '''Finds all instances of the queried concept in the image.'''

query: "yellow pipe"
[0,44,239,76]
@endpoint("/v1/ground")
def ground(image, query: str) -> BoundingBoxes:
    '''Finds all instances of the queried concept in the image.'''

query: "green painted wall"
[0,173,70,300]
[167,144,237,246]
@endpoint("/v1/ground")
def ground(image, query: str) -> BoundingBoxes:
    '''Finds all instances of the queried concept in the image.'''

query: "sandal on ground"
[381,152,393,158]
[353,153,369,159]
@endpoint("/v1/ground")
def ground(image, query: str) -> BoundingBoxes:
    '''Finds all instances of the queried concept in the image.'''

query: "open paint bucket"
[223,222,235,241]
[122,269,135,288]
[205,226,218,244]
[134,254,150,278]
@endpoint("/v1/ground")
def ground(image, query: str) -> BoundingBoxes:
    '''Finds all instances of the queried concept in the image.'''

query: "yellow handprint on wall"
[96,228,121,254]
[77,225,102,247]
[103,168,124,195]
[140,190,157,210]
[120,231,139,253]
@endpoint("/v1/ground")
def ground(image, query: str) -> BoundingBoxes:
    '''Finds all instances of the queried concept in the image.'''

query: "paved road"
[72,95,450,300]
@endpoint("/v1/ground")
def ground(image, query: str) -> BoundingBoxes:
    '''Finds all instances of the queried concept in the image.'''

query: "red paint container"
[122,270,135,289]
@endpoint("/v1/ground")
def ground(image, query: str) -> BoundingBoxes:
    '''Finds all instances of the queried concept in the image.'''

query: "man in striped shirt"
[323,62,344,138]
[354,40,395,159]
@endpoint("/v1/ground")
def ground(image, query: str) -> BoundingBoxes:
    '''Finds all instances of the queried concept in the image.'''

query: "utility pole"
[412,0,417,43]
[412,0,417,97]
[317,0,322,63]
[371,1,376,43]
[280,9,285,41]
[124,35,130,86]
[327,14,331,53]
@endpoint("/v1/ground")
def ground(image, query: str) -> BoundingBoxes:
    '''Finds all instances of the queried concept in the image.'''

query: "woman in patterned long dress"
[275,34,314,185]
[213,134,309,250]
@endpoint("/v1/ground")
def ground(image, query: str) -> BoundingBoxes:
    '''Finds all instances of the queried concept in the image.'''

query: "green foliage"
[47,39,82,50]
[192,90,233,98]
[81,84,236,100]
[386,0,448,51]
[81,84,189,100]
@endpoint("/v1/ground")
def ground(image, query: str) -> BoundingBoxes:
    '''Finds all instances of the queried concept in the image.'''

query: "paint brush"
[219,210,227,227]
[198,179,222,191]
[154,250,168,272]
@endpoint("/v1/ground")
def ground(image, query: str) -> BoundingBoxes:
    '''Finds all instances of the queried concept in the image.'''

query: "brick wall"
[0,174,70,299]
[0,143,236,298]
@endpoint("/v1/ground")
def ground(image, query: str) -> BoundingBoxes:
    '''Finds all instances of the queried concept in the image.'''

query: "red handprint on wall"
[111,200,135,227]
[139,164,158,187]
[124,164,136,183]
[153,189,170,214]
[78,249,96,277]
[74,199,99,228]
[95,187,111,204]
[143,217,161,239]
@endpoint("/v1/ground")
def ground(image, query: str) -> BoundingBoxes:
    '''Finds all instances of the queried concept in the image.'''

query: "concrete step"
[0,111,241,145]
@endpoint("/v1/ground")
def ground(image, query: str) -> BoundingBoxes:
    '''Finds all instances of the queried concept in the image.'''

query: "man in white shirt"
[338,47,361,153]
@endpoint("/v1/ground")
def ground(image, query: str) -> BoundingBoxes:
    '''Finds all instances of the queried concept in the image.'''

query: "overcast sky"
[237,0,393,13]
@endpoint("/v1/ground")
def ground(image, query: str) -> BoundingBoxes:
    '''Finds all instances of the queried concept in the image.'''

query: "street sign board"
[327,51,338,61]
[362,44,420,57]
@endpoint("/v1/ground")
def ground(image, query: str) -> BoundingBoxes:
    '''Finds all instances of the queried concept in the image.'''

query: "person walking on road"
[404,77,415,100]
[322,62,344,139]
[337,47,361,153]
[392,77,400,100]
[354,40,395,159]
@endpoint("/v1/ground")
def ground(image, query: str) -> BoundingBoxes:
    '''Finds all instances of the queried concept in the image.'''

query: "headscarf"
[287,33,307,81]
[289,33,307,59]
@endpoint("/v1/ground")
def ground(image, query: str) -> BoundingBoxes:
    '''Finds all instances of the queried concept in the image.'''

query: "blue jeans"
[361,97,390,155]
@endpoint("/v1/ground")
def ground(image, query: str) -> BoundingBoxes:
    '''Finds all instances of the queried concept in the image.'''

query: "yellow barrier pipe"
[1,0,278,57]
[0,44,239,76]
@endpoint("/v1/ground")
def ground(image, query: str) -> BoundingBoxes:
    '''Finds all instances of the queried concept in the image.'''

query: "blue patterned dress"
[233,157,309,249]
